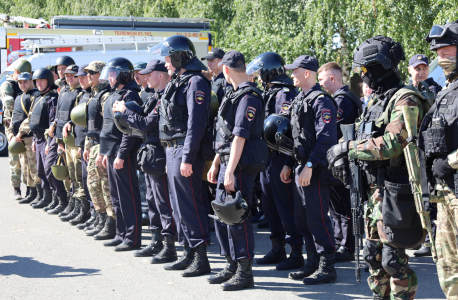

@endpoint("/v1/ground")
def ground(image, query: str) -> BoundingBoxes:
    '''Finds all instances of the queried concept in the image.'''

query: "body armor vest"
[87,86,111,139]
[143,91,163,144]
[12,89,40,137]
[290,90,336,162]
[159,73,210,141]
[214,86,265,155]
[140,87,154,105]
[29,92,58,134]
[56,87,81,139]
[264,87,283,119]
[74,89,91,148]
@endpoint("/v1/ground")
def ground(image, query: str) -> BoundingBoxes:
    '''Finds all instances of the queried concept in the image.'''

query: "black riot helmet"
[426,21,458,80]
[209,189,250,226]
[32,67,58,90]
[150,35,196,69]
[246,52,293,87]
[352,35,405,92]
[263,114,294,156]
[54,55,75,73]
[100,57,134,87]
[113,101,144,137]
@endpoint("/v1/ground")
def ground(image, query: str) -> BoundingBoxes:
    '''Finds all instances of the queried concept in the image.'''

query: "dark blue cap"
[201,48,225,60]
[17,72,31,81]
[284,55,319,72]
[75,64,89,77]
[64,64,79,74]
[218,50,245,68]
[409,54,429,67]
[139,60,167,75]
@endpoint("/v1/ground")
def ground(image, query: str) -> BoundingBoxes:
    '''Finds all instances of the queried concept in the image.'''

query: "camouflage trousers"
[9,150,21,188]
[436,188,458,300]
[63,178,72,193]
[65,145,85,200]
[364,187,418,300]
[19,137,41,187]
[86,144,114,218]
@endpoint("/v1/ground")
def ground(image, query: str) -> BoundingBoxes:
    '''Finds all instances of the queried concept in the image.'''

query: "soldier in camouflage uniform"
[423,21,458,300]
[83,61,116,240]
[328,36,424,300]
[12,73,42,204]
[0,60,32,199]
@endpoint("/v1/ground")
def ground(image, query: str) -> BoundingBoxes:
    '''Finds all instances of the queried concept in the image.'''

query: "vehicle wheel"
[0,126,8,156]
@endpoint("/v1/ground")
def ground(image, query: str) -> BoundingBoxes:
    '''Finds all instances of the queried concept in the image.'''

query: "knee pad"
[363,240,383,270]
[381,244,408,278]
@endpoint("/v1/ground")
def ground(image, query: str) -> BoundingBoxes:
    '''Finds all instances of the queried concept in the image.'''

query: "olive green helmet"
[12,59,32,74]
[51,155,69,181]
[63,130,76,147]
[70,102,88,128]
[8,139,26,155]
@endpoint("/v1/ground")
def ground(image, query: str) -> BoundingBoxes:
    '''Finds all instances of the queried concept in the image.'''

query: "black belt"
[33,132,45,139]
[220,154,230,164]
[161,138,185,148]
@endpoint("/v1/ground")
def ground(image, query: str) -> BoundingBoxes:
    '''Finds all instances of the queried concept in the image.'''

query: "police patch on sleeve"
[153,100,161,114]
[246,106,256,121]
[281,101,291,113]
[321,109,332,123]
[337,108,343,121]
[195,91,205,104]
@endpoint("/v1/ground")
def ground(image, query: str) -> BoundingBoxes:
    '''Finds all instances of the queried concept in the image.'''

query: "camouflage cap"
[84,61,106,73]
[46,65,55,71]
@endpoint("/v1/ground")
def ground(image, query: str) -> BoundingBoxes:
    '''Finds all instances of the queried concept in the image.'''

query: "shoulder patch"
[337,108,343,121]
[246,106,256,121]
[195,91,205,104]
[281,101,291,113]
[283,87,290,93]
[321,108,332,123]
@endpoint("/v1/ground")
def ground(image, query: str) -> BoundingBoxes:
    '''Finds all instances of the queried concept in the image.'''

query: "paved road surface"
[0,156,445,299]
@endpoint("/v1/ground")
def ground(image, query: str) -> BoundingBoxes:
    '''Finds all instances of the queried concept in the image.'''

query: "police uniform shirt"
[285,83,337,168]
[176,71,211,164]
[267,84,297,115]
[123,89,163,133]
[228,81,264,141]
[334,85,359,140]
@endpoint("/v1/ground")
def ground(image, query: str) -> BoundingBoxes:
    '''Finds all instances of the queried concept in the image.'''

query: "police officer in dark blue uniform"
[30,68,58,209]
[207,50,265,291]
[151,35,212,277]
[134,62,154,104]
[280,55,338,285]
[98,57,143,252]
[318,61,362,262]
[245,52,305,271]
[113,60,178,262]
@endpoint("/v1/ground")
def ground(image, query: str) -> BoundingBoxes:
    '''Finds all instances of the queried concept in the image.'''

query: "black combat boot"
[86,213,106,236]
[77,208,96,230]
[303,253,337,285]
[289,252,320,280]
[18,186,37,204]
[207,256,237,284]
[43,192,59,211]
[103,239,123,247]
[29,184,43,206]
[13,187,22,200]
[47,193,69,215]
[60,199,81,222]
[134,229,163,257]
[221,258,254,291]
[69,199,90,225]
[413,245,432,257]
[58,196,75,217]
[93,216,116,240]
[276,245,305,271]
[32,189,52,209]
[334,246,355,262]
[163,244,195,270]
[150,235,178,264]
[256,238,287,265]
[181,244,211,277]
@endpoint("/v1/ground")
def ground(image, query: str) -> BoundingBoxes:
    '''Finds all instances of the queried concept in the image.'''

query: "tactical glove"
[432,156,455,180]
[332,157,349,185]
[327,141,349,169]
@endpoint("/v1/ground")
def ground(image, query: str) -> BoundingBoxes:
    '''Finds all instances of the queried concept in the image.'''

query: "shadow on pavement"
[0,255,100,278]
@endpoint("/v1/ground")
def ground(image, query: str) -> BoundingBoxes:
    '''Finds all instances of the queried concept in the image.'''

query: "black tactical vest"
[12,89,40,137]
[214,86,265,155]
[140,87,154,105]
[290,90,336,162]
[158,73,210,141]
[143,91,163,144]
[74,89,92,148]
[212,77,227,104]
[87,86,111,139]
[56,87,81,139]
[29,92,58,134]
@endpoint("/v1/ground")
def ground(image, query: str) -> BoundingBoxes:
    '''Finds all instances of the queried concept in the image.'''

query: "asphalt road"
[0,156,445,299]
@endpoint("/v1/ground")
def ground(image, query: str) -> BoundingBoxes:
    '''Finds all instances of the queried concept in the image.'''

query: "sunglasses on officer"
[86,70,99,75]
